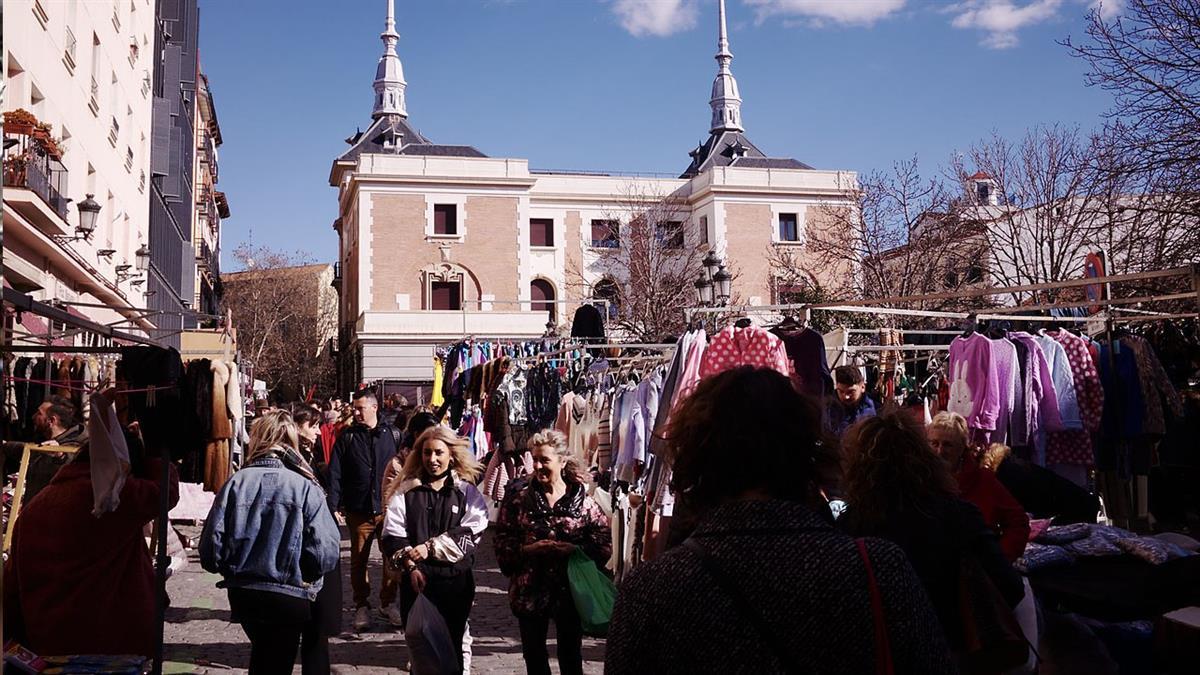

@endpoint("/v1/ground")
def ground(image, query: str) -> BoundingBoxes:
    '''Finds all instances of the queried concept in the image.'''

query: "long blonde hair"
[527,428,590,485]
[401,426,483,483]
[246,409,299,465]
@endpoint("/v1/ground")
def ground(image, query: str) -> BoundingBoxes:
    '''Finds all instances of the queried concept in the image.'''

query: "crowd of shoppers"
[7,356,1102,674]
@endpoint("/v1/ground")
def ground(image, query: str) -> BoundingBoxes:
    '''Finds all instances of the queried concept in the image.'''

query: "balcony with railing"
[63,26,78,73]
[89,77,100,116]
[3,132,70,231]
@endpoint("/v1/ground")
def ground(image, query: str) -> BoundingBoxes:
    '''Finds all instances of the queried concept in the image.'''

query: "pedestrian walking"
[200,409,341,674]
[327,390,402,630]
[382,426,488,672]
[495,429,611,675]
[605,367,955,674]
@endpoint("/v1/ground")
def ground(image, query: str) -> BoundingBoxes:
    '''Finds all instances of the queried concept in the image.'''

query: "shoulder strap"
[856,538,895,675]
[682,538,803,673]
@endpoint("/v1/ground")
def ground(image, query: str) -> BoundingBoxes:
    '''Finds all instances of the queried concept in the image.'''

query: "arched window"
[531,279,556,323]
[592,278,620,321]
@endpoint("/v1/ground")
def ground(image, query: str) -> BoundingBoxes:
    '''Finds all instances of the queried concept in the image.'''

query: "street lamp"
[75,194,101,241]
[701,250,721,281]
[694,273,714,305]
[713,265,732,305]
[135,243,151,273]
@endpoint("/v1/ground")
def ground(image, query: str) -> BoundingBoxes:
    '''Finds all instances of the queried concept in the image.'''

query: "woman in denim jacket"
[201,409,341,674]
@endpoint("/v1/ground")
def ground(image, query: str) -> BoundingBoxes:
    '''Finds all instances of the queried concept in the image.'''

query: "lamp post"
[75,193,101,241]
[713,265,732,305]
[135,243,151,273]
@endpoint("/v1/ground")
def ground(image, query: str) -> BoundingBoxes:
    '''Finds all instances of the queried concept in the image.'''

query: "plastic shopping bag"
[404,594,458,675]
[567,547,617,637]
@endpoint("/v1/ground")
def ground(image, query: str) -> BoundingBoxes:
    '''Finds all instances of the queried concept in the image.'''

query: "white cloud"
[612,0,700,37]
[948,0,1121,49]
[744,0,908,27]
[1090,0,1124,20]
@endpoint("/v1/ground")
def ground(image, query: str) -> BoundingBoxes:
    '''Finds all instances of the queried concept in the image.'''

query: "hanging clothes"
[948,333,1000,443]
[987,337,1018,447]
[699,325,788,380]
[431,358,445,408]
[1033,335,1083,432]
[1120,334,1184,437]
[771,326,833,399]
[1044,330,1102,470]
[204,361,233,493]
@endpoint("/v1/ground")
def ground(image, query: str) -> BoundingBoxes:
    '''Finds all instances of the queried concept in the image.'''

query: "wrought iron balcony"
[3,134,70,223]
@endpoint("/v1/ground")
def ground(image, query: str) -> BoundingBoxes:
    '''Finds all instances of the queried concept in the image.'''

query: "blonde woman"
[494,429,611,675]
[200,409,340,674]
[381,426,489,672]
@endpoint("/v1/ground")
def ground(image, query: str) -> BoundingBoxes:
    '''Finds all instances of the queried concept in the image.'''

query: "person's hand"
[335,511,346,526]
[521,540,557,556]
[410,568,427,594]
[41,440,59,447]
[551,541,577,556]
[405,543,431,561]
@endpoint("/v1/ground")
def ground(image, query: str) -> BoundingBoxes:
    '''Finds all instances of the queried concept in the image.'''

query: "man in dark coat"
[327,390,401,630]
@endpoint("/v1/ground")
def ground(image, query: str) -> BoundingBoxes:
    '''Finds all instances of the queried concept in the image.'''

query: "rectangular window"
[433,204,457,235]
[530,218,554,247]
[778,213,799,242]
[430,281,461,310]
[699,216,709,245]
[656,221,684,249]
[591,219,619,248]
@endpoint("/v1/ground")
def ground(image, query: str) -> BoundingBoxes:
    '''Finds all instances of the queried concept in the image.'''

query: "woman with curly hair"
[606,367,954,674]
[494,429,611,675]
[840,409,1024,653]
[380,426,488,672]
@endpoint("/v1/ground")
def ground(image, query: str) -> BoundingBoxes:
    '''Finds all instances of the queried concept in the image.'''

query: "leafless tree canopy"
[221,244,337,402]
[566,183,706,340]
[1064,0,1200,212]
[797,156,985,311]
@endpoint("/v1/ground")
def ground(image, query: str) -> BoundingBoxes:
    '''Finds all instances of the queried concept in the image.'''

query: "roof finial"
[372,0,407,119]
[709,0,743,133]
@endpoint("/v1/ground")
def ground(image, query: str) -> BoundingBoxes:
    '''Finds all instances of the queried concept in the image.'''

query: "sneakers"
[353,606,371,632]
[380,604,404,627]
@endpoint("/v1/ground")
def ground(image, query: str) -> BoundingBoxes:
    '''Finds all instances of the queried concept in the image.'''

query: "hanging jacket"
[699,325,790,380]
[947,333,1000,441]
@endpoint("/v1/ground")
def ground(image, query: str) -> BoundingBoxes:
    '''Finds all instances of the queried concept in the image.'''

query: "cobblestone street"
[163,528,605,674]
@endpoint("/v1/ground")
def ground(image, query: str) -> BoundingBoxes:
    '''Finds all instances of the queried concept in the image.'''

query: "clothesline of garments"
[947,325,1183,486]
[3,353,121,440]
[179,358,248,492]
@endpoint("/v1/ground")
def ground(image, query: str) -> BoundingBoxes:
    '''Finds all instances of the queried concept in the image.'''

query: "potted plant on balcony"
[42,136,63,160]
[31,121,52,143]
[3,109,38,136]
[3,149,31,187]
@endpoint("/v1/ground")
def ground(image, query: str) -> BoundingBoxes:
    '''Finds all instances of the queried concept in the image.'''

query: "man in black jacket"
[327,390,400,630]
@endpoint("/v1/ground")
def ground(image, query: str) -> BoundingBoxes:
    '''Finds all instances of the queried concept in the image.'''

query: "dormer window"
[976,182,991,204]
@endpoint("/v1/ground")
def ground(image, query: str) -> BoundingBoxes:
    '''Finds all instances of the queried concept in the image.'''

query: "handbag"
[856,539,895,675]
[956,556,1029,674]
[566,547,617,636]
[405,593,458,675]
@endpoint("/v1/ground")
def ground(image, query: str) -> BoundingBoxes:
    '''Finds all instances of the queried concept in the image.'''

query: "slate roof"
[335,114,487,163]
[679,129,810,177]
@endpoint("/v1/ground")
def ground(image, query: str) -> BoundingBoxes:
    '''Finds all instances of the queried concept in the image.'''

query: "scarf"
[267,446,324,494]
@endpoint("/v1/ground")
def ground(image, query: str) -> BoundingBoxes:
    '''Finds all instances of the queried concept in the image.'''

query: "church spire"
[709,0,743,133]
[372,0,407,119]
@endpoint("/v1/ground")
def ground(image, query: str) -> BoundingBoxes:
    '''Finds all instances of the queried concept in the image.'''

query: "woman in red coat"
[3,420,179,658]
[928,411,1030,561]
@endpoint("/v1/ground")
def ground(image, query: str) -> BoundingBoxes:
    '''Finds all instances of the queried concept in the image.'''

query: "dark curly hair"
[841,409,959,531]
[663,367,837,513]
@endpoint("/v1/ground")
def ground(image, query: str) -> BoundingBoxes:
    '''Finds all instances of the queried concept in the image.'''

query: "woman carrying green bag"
[495,429,611,675]
[566,547,617,636]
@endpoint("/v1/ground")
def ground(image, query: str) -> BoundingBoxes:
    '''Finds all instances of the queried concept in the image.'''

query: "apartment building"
[3,0,157,339]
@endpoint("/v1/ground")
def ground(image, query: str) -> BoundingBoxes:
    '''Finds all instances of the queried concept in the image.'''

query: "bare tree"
[794,156,982,311]
[566,182,707,340]
[221,244,337,402]
[948,125,1110,304]
[1063,0,1200,217]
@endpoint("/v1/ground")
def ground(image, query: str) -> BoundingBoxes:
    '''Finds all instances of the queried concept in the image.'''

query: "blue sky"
[197,0,1121,266]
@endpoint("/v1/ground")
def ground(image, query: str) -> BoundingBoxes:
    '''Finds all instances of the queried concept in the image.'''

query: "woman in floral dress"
[494,429,611,675]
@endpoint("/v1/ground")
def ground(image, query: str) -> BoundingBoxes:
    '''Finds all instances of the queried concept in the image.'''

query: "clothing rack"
[1,288,178,675]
